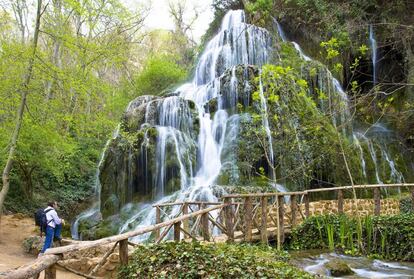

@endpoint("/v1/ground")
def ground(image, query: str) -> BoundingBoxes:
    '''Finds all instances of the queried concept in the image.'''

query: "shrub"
[119,242,313,278]
[134,55,187,96]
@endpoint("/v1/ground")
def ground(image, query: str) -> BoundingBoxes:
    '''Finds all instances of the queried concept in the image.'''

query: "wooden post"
[337,189,344,214]
[278,195,285,244]
[44,264,56,279]
[243,196,253,242]
[304,194,310,218]
[224,197,234,242]
[374,187,381,216]
[201,204,210,241]
[119,239,128,266]
[174,221,181,242]
[155,206,161,239]
[291,194,297,227]
[260,196,268,244]
[182,203,189,239]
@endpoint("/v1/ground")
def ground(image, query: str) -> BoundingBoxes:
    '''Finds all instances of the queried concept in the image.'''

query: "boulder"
[324,259,354,277]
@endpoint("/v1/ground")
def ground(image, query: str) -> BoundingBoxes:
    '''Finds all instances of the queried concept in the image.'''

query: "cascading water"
[75,10,407,241]
[369,24,378,85]
[258,75,276,181]
[114,10,275,238]
[353,128,404,185]
[353,134,367,179]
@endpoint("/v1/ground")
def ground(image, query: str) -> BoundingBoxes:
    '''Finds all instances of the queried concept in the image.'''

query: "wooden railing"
[2,204,226,279]
[2,183,413,279]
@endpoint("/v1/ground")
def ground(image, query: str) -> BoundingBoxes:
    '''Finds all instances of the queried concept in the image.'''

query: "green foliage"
[0,0,194,219]
[119,242,313,278]
[133,55,187,96]
[400,197,414,214]
[288,214,414,261]
[246,0,274,25]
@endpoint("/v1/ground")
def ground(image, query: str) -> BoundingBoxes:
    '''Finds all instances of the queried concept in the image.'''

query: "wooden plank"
[2,255,60,279]
[374,187,381,216]
[260,196,268,244]
[278,195,285,244]
[337,189,344,214]
[44,264,56,279]
[304,194,310,218]
[155,206,161,239]
[44,204,226,255]
[182,203,189,239]
[291,195,297,227]
[244,196,253,242]
[201,204,210,241]
[224,197,234,242]
[174,221,181,242]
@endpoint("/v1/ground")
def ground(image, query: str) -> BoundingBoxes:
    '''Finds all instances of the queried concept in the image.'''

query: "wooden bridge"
[2,183,414,279]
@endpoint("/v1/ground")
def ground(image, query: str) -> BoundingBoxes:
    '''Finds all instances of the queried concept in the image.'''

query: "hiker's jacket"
[44,206,61,228]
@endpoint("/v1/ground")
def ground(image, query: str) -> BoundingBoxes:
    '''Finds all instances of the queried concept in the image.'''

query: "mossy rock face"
[79,219,119,240]
[324,259,354,277]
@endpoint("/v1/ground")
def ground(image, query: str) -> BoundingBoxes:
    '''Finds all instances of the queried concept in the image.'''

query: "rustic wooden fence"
[2,183,413,279]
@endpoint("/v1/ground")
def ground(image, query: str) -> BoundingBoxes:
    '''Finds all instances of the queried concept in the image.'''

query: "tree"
[0,0,43,217]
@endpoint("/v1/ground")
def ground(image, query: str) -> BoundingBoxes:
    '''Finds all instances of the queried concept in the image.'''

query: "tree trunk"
[0,0,43,218]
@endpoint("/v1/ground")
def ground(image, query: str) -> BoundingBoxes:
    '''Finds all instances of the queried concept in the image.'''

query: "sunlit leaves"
[358,44,369,56]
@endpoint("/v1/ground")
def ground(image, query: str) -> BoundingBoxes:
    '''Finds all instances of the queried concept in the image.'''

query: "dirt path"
[0,214,82,278]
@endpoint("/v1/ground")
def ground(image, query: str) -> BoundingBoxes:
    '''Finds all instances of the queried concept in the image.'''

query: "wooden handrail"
[3,204,226,279]
[153,201,222,207]
[222,183,414,198]
[2,255,61,279]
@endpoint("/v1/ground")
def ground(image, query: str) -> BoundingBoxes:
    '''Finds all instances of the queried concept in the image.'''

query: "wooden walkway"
[2,183,414,279]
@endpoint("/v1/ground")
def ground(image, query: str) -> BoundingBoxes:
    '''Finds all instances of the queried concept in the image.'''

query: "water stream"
[294,252,414,278]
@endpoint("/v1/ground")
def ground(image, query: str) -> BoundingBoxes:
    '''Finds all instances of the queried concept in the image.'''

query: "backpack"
[34,208,53,236]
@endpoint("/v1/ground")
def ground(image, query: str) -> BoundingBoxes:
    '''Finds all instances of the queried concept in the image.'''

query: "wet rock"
[324,259,354,277]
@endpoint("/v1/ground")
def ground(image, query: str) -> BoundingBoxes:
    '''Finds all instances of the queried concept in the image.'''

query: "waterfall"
[115,10,275,239]
[353,129,404,185]
[258,75,276,181]
[369,25,378,85]
[274,19,287,42]
[353,133,367,179]
[71,125,120,239]
[75,10,407,241]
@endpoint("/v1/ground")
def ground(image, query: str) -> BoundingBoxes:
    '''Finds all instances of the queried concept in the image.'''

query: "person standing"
[39,201,64,256]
